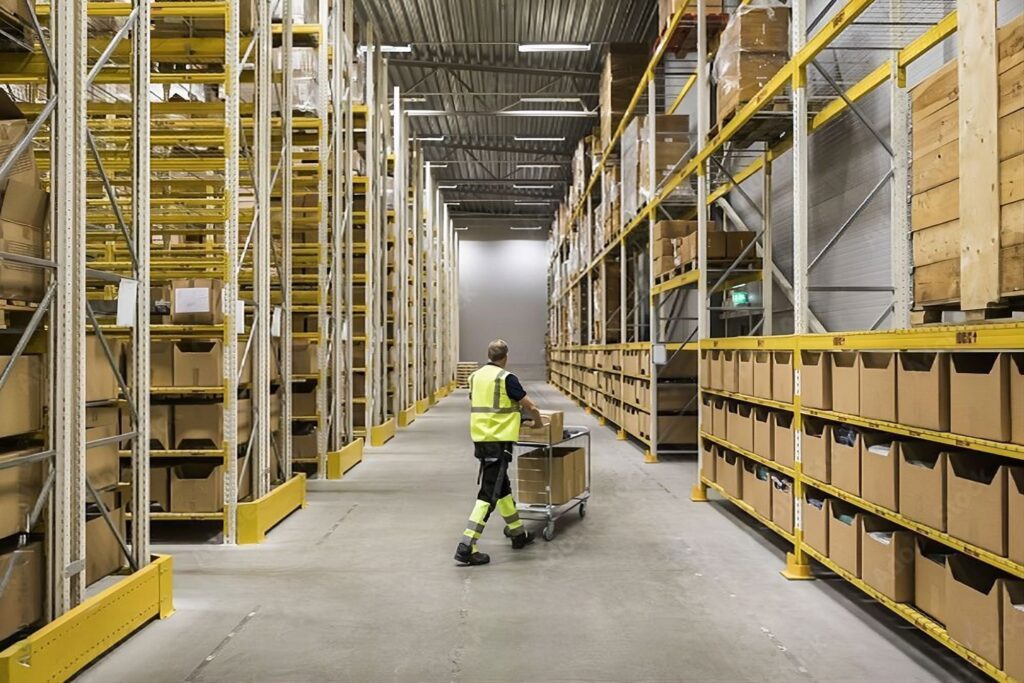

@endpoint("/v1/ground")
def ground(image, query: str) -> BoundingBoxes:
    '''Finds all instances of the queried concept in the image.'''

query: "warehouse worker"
[455,339,543,566]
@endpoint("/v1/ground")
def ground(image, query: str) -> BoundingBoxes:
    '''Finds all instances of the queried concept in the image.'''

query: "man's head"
[487,339,509,366]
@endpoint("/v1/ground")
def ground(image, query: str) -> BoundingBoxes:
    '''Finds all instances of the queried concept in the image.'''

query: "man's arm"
[505,373,542,426]
[518,395,542,427]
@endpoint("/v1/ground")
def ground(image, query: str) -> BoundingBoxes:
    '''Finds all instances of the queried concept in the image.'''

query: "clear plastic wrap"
[713,1,791,123]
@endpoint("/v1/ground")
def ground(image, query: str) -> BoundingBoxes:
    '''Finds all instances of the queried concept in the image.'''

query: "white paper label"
[340,320,348,341]
[236,299,245,333]
[271,307,282,338]
[116,278,138,328]
[175,287,211,314]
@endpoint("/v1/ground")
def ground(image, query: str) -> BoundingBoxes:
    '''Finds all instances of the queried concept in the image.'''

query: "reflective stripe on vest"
[469,364,521,442]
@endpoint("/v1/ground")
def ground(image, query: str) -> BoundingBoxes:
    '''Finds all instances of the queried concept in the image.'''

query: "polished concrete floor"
[80,382,979,682]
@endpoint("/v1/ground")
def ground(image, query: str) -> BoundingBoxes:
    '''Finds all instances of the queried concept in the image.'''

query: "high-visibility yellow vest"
[469,364,520,443]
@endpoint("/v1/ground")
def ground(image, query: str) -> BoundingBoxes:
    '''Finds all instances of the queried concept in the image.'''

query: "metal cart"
[510,426,592,541]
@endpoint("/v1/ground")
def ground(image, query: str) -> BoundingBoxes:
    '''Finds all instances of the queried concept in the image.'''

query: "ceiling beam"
[422,141,573,157]
[389,58,600,80]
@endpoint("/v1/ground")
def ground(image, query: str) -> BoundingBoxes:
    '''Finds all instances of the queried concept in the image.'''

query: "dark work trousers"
[475,441,514,521]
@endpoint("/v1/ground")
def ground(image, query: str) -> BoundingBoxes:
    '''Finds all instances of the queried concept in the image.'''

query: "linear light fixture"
[403,95,427,102]
[515,201,551,205]
[438,184,458,189]
[445,202,461,206]
[516,163,561,170]
[510,226,544,230]
[518,43,590,53]
[454,227,469,231]
[430,163,449,168]
[513,184,554,189]
[358,44,413,53]
[519,97,583,104]
[417,136,444,142]
[514,135,566,142]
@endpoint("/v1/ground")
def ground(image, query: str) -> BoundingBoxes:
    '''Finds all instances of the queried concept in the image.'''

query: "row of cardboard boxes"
[652,220,756,280]
[704,398,1024,564]
[703,348,1024,444]
[703,442,1023,681]
[550,348,651,377]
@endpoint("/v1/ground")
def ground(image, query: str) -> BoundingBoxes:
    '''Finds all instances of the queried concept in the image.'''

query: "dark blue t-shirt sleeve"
[505,373,526,402]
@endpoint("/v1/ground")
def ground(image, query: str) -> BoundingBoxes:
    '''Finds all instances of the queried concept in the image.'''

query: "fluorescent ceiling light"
[403,96,427,102]
[430,163,449,168]
[518,43,590,53]
[517,164,561,170]
[445,202,461,206]
[514,136,566,142]
[438,184,458,189]
[454,227,469,231]
[514,184,554,189]
[519,97,583,104]
[510,226,544,230]
[358,44,413,53]
[515,201,551,205]
[417,136,444,142]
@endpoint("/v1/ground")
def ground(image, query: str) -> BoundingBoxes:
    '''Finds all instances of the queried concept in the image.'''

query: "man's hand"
[519,396,542,428]
[521,419,539,429]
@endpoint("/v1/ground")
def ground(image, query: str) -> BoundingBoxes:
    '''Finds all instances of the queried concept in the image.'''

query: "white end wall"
[458,235,550,381]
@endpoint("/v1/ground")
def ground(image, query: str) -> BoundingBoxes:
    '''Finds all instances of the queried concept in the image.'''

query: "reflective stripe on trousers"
[461,500,491,551]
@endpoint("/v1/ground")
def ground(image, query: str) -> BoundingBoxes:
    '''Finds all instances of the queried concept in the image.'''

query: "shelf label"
[955,331,977,345]
[116,278,138,328]
[271,307,282,338]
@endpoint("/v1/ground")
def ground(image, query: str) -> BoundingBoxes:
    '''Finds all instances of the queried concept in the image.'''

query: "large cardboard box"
[716,52,789,129]
[518,410,565,445]
[0,542,43,642]
[700,439,717,483]
[737,350,755,396]
[85,497,126,585]
[517,446,584,505]
[85,408,120,490]
[174,398,252,450]
[801,418,831,484]
[950,353,1011,442]
[726,401,753,451]
[709,349,724,390]
[946,453,1007,555]
[915,539,954,624]
[859,352,897,422]
[699,349,712,388]
[170,463,224,512]
[721,350,738,393]
[771,351,793,404]
[173,340,252,388]
[897,352,950,432]
[86,336,121,403]
[772,411,795,469]
[0,448,44,539]
[945,555,1006,667]
[898,443,946,531]
[151,342,174,387]
[801,491,828,556]
[0,93,40,192]
[717,450,742,499]
[830,426,861,496]
[1011,467,1024,565]
[799,351,832,410]
[658,415,697,445]
[742,459,772,519]
[0,353,41,438]
[861,517,915,603]
[657,383,697,412]
[752,407,773,459]
[0,180,47,301]
[171,278,224,325]
[771,474,794,534]
[1005,583,1024,683]
[828,499,863,577]
[148,404,173,450]
[712,396,728,440]
[599,44,649,150]
[861,437,899,512]
[830,352,859,415]
[293,340,320,376]
[752,350,772,399]
[1012,353,1024,445]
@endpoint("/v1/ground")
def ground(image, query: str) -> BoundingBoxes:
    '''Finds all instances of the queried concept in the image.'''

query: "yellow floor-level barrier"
[370,418,397,447]
[237,474,307,545]
[327,439,364,479]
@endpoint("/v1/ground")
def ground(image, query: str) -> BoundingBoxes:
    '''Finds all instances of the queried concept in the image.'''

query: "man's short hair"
[487,339,509,362]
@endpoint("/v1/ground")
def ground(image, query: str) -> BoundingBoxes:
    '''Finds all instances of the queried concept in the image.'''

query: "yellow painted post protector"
[237,474,307,545]
[327,439,363,480]
[369,418,397,447]
[415,397,430,414]
[781,552,815,581]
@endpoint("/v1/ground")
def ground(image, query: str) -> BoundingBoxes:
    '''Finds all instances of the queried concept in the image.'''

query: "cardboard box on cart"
[518,410,565,445]
[517,446,585,506]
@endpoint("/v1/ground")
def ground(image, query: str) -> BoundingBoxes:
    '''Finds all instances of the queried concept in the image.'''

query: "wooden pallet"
[713,99,791,150]
[0,298,40,330]
[912,293,1024,326]
[655,257,760,285]
[455,361,479,389]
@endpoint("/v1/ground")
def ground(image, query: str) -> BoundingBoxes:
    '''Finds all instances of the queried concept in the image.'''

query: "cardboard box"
[830,426,861,496]
[292,340,320,375]
[752,407,773,459]
[1005,583,1024,683]
[658,415,697,445]
[915,539,954,624]
[742,459,772,519]
[800,351,832,410]
[861,517,915,603]
[173,341,252,388]
[712,397,728,440]
[700,439,716,483]
[726,401,753,452]
[737,350,755,396]
[293,384,318,417]
[859,352,897,422]
[147,404,173,450]
[717,450,742,499]
[85,498,126,585]
[174,398,252,450]
[945,555,1006,667]
[517,446,585,505]
[946,452,1007,556]
[709,350,724,390]
[1011,467,1024,565]
[657,384,697,412]
[861,437,899,512]
[0,448,44,539]
[801,490,828,556]
[171,278,224,325]
[801,418,831,484]
[1012,354,1024,445]
[752,351,772,400]
[699,350,712,388]
[170,463,224,512]
[950,353,1011,442]
[897,352,950,432]
[0,181,46,301]
[771,351,793,403]
[771,474,794,534]
[716,52,790,128]
[721,350,738,393]
[85,336,121,403]
[151,342,174,387]
[0,353,41,438]
[0,542,43,642]
[898,442,946,531]
[828,499,863,577]
[293,428,318,459]
[772,412,795,469]
[830,352,860,415]
[85,409,120,491]
[0,93,40,191]
[518,409,565,445]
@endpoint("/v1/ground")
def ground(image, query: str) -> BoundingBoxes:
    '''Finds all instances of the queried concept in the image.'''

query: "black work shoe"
[510,530,535,550]
[454,543,490,566]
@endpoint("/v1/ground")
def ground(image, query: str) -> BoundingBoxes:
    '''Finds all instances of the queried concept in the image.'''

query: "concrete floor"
[80,382,981,683]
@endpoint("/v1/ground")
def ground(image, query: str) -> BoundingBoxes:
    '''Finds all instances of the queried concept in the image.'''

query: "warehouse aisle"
[81,383,979,683]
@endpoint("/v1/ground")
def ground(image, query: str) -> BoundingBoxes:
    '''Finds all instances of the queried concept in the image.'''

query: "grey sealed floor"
[79,382,979,682]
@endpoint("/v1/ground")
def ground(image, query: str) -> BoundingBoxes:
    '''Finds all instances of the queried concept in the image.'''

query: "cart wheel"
[542,524,555,542]
[579,502,587,518]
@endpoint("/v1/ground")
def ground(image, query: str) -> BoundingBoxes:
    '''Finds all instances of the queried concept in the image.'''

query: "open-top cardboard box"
[861,516,915,603]
[771,474,794,534]
[700,439,716,483]
[801,490,829,556]
[915,538,954,624]
[830,425,861,496]
[771,351,793,403]
[737,350,755,396]
[0,542,43,642]
[897,442,946,531]
[950,352,1011,442]
[717,449,742,499]
[753,350,772,399]
[860,435,899,511]
[946,452,1008,556]
[828,499,863,577]
[752,406,773,460]
[0,353,42,438]
[945,555,1007,667]
[171,278,224,326]
[1005,582,1024,683]
[1011,467,1024,565]
[897,352,950,432]
[801,417,831,484]
[859,351,897,422]
[727,401,754,452]
[772,412,795,469]
[741,458,772,519]
[518,409,565,445]
[800,351,832,410]
[831,352,860,415]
